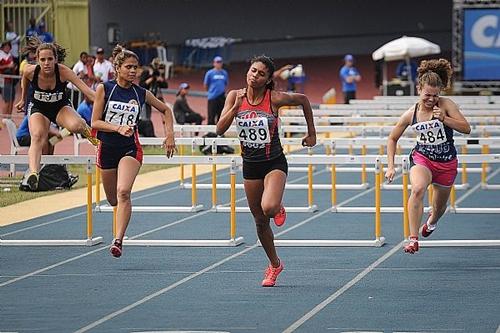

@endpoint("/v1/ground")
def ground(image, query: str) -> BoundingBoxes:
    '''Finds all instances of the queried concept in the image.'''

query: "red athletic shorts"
[410,150,458,187]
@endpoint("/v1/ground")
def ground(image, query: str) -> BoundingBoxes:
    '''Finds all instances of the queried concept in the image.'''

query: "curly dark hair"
[417,58,453,89]
[250,55,276,90]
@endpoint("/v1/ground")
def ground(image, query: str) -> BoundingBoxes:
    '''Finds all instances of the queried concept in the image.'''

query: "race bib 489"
[236,116,271,144]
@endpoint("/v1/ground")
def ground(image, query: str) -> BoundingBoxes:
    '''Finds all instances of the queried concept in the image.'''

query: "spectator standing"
[25,17,40,39]
[37,21,54,43]
[173,82,203,125]
[203,55,228,125]
[339,54,361,104]
[0,40,16,115]
[93,47,114,83]
[67,51,89,107]
[5,21,20,67]
[396,60,418,82]
[77,95,93,126]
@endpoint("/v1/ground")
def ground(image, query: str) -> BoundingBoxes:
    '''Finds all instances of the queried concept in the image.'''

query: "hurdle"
[213,147,319,213]
[0,155,103,246]
[272,154,388,247]
[399,154,500,247]
[123,157,244,247]
[94,137,205,213]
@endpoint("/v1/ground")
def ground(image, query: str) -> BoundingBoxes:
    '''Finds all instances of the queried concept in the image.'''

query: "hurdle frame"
[0,156,103,246]
[124,158,244,247]
[94,137,205,213]
[400,154,500,247]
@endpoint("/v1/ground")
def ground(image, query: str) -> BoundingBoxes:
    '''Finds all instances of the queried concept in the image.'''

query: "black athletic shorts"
[97,143,143,169]
[27,100,72,123]
[242,153,288,180]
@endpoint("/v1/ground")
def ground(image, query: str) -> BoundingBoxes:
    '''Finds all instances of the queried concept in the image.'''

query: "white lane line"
[0,167,315,287]
[282,169,499,333]
[0,178,189,237]
[129,331,231,333]
[73,246,256,333]
[282,242,403,333]
[73,171,376,333]
[0,210,212,288]
[496,324,500,333]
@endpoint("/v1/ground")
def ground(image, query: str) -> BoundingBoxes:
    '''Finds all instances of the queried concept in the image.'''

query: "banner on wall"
[464,8,500,80]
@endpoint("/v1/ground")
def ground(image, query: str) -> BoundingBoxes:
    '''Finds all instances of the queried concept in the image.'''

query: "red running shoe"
[273,205,286,227]
[404,236,419,254]
[262,260,284,287]
[110,239,123,258]
[421,223,436,238]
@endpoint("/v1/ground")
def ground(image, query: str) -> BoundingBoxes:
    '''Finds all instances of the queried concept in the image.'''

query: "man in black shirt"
[173,82,203,125]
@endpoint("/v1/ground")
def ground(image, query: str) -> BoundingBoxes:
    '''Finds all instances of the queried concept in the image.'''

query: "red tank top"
[236,89,283,162]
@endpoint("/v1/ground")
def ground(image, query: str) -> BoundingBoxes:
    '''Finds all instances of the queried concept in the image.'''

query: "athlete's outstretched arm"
[273,91,316,147]
[216,89,245,136]
[385,109,412,183]
[60,64,96,102]
[15,64,35,112]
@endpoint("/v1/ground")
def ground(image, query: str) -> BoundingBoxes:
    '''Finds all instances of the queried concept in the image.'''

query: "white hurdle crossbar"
[0,156,103,246]
[95,137,205,213]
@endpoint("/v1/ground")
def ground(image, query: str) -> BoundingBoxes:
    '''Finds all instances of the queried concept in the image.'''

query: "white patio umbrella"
[372,36,441,95]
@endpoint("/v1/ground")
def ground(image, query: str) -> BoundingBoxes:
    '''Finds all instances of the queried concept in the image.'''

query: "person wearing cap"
[203,55,228,125]
[0,39,16,115]
[173,82,203,126]
[93,47,114,83]
[37,21,53,43]
[339,54,361,104]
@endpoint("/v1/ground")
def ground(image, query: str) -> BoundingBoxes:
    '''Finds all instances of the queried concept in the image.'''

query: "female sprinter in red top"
[217,55,316,286]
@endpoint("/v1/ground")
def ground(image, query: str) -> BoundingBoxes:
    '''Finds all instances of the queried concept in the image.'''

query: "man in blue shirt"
[339,54,361,104]
[37,22,54,43]
[77,95,93,126]
[203,56,228,125]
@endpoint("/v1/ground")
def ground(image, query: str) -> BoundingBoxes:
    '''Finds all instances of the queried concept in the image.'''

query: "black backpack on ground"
[20,164,79,192]
[199,132,235,155]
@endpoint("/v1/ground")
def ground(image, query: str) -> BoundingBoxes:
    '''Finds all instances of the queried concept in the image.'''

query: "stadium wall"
[89,0,452,63]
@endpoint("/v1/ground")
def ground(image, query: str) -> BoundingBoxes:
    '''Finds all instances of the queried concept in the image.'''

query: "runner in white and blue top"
[91,45,176,258]
[385,59,471,254]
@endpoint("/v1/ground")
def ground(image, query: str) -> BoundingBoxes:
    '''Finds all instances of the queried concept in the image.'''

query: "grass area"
[0,145,203,208]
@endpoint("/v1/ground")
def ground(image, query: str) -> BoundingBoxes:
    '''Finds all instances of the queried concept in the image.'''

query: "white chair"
[2,118,29,176]
[156,46,174,79]
[73,133,89,156]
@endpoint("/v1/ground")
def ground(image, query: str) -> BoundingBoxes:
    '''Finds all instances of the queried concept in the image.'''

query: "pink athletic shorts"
[410,151,458,187]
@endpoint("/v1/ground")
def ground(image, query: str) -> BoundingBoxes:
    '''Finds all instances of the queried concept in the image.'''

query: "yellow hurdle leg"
[112,206,117,239]
[230,160,237,240]
[402,158,410,239]
[95,167,101,205]
[86,161,93,240]
[375,159,382,238]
